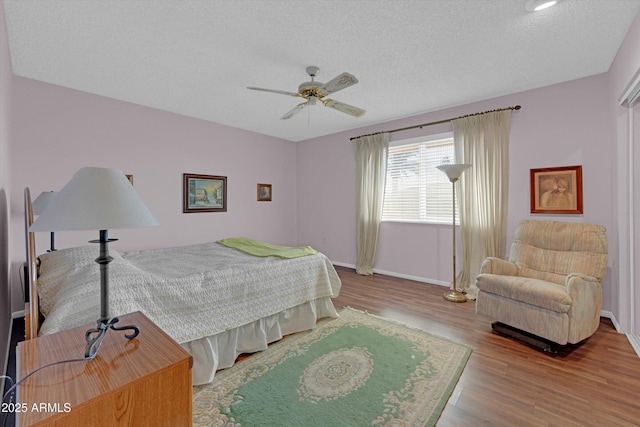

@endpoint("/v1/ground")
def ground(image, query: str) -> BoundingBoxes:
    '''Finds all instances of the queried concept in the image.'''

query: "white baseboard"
[372,268,450,287]
[329,261,354,269]
[605,311,640,359]
[600,310,619,330]
[627,334,640,358]
[330,261,449,287]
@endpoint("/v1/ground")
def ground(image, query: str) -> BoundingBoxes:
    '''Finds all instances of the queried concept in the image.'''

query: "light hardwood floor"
[331,266,640,427]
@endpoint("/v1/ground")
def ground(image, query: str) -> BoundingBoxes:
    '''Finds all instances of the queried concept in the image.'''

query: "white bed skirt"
[181,297,339,385]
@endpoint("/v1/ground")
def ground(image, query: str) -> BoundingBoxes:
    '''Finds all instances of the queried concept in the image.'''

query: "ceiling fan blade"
[281,102,308,120]
[323,99,366,117]
[247,86,300,97]
[317,72,358,96]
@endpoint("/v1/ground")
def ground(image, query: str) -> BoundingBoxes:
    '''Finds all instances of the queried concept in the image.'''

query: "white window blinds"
[382,135,457,224]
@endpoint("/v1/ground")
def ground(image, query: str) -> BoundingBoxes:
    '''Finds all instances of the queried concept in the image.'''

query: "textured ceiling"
[4,0,640,142]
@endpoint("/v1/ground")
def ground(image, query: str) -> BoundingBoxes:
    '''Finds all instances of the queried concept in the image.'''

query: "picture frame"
[183,173,227,213]
[257,183,272,201]
[530,165,583,214]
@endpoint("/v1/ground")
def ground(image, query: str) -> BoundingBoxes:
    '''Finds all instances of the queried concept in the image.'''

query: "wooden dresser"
[16,311,193,427]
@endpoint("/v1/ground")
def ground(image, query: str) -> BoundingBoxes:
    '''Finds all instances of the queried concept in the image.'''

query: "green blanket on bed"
[217,237,318,259]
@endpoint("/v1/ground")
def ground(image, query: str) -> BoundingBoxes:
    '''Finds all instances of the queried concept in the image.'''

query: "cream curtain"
[353,133,389,275]
[453,110,512,300]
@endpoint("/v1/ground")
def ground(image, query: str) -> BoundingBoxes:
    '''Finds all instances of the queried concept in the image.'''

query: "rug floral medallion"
[192,308,472,427]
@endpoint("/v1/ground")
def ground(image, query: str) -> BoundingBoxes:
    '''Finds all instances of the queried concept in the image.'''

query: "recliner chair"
[475,220,608,350]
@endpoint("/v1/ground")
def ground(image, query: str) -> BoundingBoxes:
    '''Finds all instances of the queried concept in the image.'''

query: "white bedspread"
[37,242,341,344]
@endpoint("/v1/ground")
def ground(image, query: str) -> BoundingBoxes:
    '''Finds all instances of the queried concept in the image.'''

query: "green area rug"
[192,308,472,426]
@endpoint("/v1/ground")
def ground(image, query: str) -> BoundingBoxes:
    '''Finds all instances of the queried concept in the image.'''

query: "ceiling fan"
[247,66,366,120]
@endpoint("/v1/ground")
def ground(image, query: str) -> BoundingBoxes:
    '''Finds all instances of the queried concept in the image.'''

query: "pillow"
[39,245,123,277]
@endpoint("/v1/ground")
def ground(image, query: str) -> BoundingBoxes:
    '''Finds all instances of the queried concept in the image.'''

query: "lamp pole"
[443,177,467,302]
[436,163,471,303]
[84,229,140,358]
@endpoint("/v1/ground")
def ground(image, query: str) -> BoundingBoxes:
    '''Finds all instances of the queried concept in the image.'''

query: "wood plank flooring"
[331,266,640,427]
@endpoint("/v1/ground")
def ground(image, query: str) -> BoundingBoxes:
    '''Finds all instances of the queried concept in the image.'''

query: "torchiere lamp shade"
[436,163,472,182]
[30,167,158,232]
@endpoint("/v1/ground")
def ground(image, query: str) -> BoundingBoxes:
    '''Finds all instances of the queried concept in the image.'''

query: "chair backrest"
[509,220,608,285]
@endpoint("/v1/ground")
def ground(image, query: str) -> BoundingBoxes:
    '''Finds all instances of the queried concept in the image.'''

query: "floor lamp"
[436,163,471,303]
[30,167,158,358]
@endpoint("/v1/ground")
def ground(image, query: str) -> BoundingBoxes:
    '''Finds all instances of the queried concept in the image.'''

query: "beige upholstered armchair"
[475,220,608,349]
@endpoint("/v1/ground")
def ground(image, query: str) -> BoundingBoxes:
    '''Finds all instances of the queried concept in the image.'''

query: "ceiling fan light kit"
[248,66,366,120]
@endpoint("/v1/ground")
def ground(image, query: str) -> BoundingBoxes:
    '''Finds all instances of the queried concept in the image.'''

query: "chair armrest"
[565,273,601,299]
[565,273,603,343]
[480,257,518,276]
[566,272,600,285]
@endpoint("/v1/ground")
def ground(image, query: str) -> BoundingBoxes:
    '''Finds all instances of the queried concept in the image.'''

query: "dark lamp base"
[85,317,140,358]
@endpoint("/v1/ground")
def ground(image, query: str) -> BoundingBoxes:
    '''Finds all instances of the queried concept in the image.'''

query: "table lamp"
[30,167,158,357]
[32,191,58,252]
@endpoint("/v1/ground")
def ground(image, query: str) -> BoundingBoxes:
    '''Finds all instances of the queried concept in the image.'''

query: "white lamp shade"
[30,167,158,232]
[436,163,472,181]
[32,191,57,215]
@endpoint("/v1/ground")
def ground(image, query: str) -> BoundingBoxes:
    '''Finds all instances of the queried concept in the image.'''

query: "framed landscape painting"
[530,165,583,214]
[183,174,227,213]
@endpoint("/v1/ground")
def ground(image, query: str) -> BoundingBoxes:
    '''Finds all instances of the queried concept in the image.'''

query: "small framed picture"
[183,174,227,213]
[530,165,583,214]
[257,183,272,201]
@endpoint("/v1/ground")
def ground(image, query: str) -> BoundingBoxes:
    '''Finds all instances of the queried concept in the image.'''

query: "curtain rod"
[349,105,521,141]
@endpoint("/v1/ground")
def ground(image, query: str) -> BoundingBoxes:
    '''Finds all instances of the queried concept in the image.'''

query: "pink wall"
[297,73,616,308]
[9,78,298,310]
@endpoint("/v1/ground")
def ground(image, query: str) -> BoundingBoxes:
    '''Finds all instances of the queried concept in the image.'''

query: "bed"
[23,188,341,385]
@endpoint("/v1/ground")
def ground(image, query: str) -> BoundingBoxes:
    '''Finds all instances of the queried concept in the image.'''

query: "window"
[382,133,458,224]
